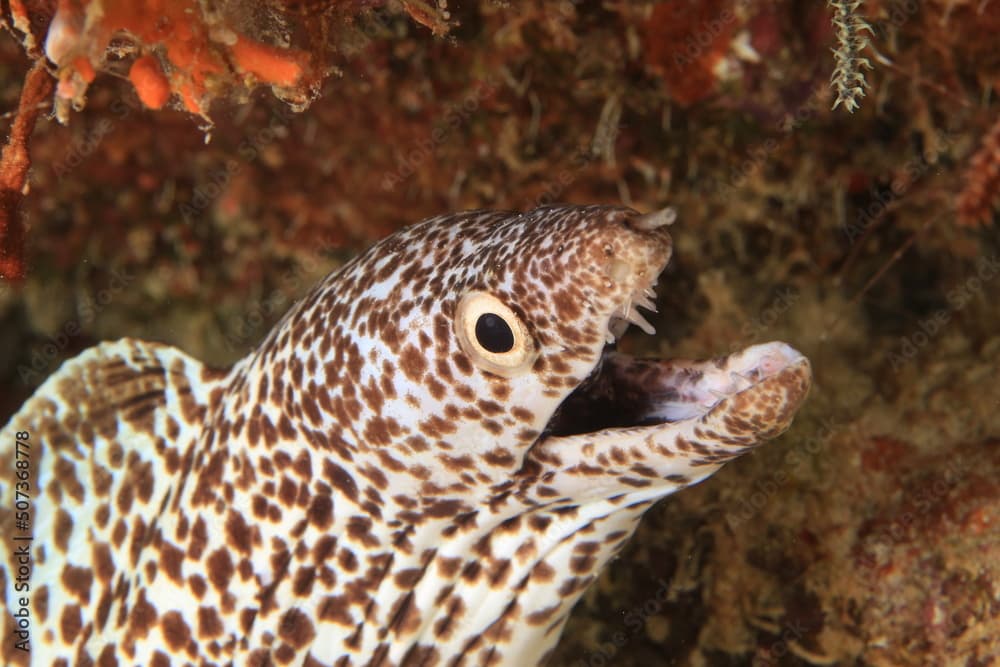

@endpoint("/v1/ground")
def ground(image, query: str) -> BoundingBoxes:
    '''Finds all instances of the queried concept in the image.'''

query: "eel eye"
[456,291,537,377]
[475,313,514,353]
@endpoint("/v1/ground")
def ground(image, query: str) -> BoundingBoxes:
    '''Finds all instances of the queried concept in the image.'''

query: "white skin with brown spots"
[0,205,810,666]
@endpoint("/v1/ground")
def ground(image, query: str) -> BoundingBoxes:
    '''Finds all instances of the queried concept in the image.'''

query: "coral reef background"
[1,1,999,664]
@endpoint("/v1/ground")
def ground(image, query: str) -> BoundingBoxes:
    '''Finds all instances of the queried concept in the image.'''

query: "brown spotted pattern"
[0,205,810,666]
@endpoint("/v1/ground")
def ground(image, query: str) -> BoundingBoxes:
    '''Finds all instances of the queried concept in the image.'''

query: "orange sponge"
[129,55,171,109]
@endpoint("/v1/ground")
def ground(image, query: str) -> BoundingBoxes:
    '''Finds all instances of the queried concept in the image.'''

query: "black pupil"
[475,313,515,353]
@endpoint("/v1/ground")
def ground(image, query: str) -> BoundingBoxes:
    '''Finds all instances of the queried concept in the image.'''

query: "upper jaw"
[595,207,675,340]
[607,280,659,342]
[603,231,672,343]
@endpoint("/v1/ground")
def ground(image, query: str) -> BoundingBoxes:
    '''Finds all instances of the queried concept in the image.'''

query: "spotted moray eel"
[0,204,810,666]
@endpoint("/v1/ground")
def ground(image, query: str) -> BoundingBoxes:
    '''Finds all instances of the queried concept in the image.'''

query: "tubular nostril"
[628,206,677,231]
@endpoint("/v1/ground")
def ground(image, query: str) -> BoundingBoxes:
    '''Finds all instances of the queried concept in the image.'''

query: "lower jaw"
[542,341,810,439]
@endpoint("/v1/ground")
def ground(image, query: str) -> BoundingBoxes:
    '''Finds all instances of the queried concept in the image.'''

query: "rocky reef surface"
[0,1,998,664]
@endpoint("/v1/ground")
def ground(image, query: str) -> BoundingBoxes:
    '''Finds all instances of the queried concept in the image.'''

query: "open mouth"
[543,283,810,440]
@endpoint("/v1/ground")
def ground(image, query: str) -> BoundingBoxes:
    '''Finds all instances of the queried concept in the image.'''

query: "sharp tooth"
[628,310,656,335]
[634,294,657,312]
[609,317,630,340]
[644,287,657,299]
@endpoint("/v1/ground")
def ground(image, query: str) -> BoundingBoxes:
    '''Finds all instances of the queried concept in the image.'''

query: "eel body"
[0,205,811,666]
